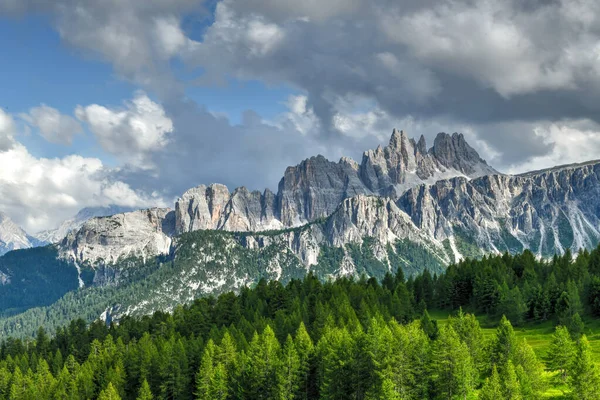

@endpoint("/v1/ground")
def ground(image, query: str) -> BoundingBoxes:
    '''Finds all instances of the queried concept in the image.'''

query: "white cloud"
[153,16,193,59]
[20,104,82,145]
[504,120,600,174]
[75,92,173,169]
[0,0,204,96]
[0,142,162,233]
[381,1,577,97]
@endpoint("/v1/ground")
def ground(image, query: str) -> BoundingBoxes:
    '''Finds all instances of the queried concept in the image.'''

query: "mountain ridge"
[56,130,600,274]
[3,128,600,334]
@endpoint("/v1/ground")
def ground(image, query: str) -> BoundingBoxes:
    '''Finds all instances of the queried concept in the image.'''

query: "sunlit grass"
[429,309,600,397]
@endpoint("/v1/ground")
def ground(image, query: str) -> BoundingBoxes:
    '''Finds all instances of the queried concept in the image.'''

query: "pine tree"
[432,325,476,400]
[98,383,122,400]
[244,326,282,399]
[280,335,301,400]
[137,379,153,400]
[480,366,503,400]
[318,325,355,400]
[570,335,600,399]
[502,361,522,400]
[8,366,25,400]
[546,326,575,385]
[294,322,315,400]
[35,327,50,359]
[51,350,63,376]
[196,339,216,399]
[34,359,55,399]
[491,315,516,371]
[379,378,401,400]
[0,367,11,400]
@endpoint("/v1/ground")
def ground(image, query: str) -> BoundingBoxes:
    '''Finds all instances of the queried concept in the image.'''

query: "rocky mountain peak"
[0,212,39,256]
[416,135,427,155]
[388,128,407,148]
[152,128,504,239]
[431,132,498,178]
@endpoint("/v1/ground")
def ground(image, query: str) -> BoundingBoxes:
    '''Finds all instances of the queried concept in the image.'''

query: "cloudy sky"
[1,0,600,232]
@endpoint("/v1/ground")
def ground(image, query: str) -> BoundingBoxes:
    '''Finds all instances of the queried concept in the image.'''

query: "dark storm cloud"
[188,0,600,170]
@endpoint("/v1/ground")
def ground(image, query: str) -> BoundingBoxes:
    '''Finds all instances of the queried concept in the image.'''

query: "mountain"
[60,130,495,269]
[174,130,497,234]
[0,212,41,256]
[56,130,600,274]
[35,205,136,244]
[4,128,600,337]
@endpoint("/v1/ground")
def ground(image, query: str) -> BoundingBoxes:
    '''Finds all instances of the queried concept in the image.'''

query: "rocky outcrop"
[53,128,600,274]
[277,155,372,226]
[36,205,136,244]
[59,208,175,266]
[175,184,282,234]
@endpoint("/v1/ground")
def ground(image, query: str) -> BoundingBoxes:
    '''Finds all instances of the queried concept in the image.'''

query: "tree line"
[1,245,600,398]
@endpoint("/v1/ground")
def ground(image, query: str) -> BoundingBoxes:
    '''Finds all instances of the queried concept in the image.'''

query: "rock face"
[176,130,496,233]
[59,208,175,266]
[175,184,282,233]
[399,161,600,257]
[0,212,40,256]
[36,205,136,244]
[431,132,493,177]
[54,129,600,275]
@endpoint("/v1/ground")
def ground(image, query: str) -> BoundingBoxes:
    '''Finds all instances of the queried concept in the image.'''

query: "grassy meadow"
[431,310,600,399]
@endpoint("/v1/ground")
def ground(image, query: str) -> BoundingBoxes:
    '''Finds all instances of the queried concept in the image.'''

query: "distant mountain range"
[2,129,600,337]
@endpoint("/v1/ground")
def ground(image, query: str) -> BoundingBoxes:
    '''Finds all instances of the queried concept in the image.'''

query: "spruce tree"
[136,379,153,400]
[546,326,575,385]
[98,383,122,400]
[570,335,600,399]
[210,363,229,400]
[420,310,438,340]
[244,326,282,399]
[480,366,503,400]
[432,325,476,400]
[491,315,516,371]
[195,339,216,399]
[513,339,545,396]
[294,322,315,400]
[502,361,522,400]
[447,308,485,371]
[280,335,301,400]
[568,312,584,339]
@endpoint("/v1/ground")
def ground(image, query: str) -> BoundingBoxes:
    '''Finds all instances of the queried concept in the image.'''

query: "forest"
[0,245,600,399]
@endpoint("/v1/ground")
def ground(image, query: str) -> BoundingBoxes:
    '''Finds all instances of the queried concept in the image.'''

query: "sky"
[1,0,600,233]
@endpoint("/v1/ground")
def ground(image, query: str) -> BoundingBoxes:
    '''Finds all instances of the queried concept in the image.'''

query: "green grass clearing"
[429,310,600,399]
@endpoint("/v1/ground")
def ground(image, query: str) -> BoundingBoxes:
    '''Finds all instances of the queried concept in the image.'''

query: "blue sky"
[0,13,295,161]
